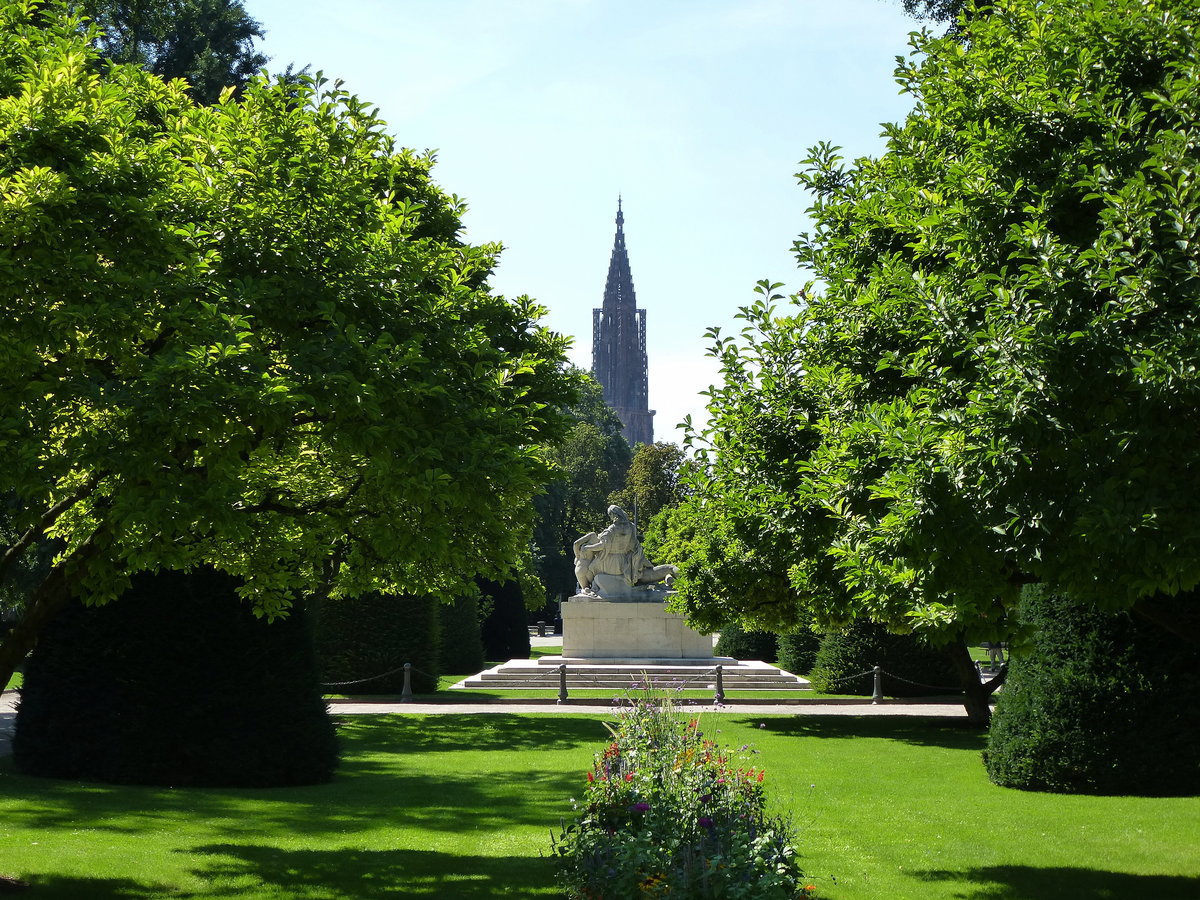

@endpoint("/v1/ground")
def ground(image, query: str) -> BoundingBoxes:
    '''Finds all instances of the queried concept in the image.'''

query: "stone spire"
[593,198,654,446]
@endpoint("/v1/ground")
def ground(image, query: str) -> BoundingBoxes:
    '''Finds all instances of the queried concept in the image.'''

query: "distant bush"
[985,585,1200,795]
[14,568,338,787]
[437,593,486,675]
[776,630,821,676]
[807,621,960,697]
[316,593,440,693]
[553,688,812,899]
[714,622,778,662]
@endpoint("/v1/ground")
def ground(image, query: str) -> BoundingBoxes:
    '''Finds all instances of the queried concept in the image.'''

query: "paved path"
[0,690,973,759]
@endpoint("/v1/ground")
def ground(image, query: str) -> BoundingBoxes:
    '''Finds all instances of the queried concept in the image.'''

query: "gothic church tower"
[592,199,655,445]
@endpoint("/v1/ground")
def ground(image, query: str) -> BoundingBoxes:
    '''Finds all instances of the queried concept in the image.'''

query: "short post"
[401,662,413,703]
[557,663,569,704]
[871,665,883,704]
[537,620,547,637]
[713,665,725,704]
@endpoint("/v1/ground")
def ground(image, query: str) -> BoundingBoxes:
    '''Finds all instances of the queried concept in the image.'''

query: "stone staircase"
[453,657,811,694]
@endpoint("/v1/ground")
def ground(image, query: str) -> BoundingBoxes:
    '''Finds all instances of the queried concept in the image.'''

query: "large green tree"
[608,441,689,531]
[669,0,1200,722]
[531,372,631,600]
[0,0,575,690]
[78,0,267,103]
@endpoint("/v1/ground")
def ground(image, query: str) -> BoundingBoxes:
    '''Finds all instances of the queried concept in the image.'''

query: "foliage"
[78,0,268,104]
[985,585,1200,795]
[776,629,821,676]
[807,621,961,697]
[436,591,485,675]
[13,567,338,786]
[532,371,631,599]
[608,441,690,530]
[672,0,1200,653]
[0,1,575,689]
[714,622,778,663]
[316,592,440,694]
[553,690,812,899]
[478,578,531,662]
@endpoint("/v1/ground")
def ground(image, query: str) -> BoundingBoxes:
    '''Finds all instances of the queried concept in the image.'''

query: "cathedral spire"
[593,199,655,446]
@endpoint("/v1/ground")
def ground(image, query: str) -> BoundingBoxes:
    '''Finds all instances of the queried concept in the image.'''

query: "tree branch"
[0,480,98,585]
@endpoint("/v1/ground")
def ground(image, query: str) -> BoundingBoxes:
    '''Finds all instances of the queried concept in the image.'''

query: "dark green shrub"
[985,585,1200,796]
[14,568,338,787]
[479,579,531,661]
[777,629,821,675]
[437,593,486,675]
[714,622,778,662]
[316,593,440,694]
[807,621,960,697]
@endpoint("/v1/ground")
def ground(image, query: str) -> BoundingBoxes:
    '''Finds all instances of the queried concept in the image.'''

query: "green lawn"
[2,669,19,691]
[1,714,1196,898]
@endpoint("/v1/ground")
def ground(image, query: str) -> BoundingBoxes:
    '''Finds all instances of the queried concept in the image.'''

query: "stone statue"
[573,505,677,599]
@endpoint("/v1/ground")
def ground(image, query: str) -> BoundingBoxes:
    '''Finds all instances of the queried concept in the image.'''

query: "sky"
[243,0,930,441]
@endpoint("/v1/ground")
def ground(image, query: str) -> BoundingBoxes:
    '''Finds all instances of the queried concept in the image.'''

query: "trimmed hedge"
[437,593,486,675]
[479,579,531,661]
[714,622,778,662]
[14,568,338,787]
[807,621,960,697]
[985,585,1200,796]
[316,593,440,694]
[777,630,821,676]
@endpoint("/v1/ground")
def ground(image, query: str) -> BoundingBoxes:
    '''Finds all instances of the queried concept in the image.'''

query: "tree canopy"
[77,0,267,104]
[609,441,689,531]
[668,0,1200,653]
[0,0,576,686]
[531,371,630,600]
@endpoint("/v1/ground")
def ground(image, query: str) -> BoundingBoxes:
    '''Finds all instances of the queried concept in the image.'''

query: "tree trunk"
[0,546,94,693]
[945,639,993,727]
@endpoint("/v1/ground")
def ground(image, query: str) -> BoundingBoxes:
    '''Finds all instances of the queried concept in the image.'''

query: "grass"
[1,712,1196,899]
[2,669,19,691]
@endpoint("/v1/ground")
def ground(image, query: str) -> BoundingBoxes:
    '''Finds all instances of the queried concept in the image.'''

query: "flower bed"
[553,689,814,898]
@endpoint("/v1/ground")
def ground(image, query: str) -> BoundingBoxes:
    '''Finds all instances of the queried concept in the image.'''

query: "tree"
[79,0,267,104]
[531,371,631,600]
[0,1,576,692]
[608,441,690,530]
[670,0,1200,723]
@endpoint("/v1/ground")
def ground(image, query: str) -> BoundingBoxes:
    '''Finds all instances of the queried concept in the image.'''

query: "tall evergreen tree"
[80,0,267,103]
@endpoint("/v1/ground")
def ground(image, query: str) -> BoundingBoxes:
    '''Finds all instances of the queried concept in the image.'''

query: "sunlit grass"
[0,714,1196,899]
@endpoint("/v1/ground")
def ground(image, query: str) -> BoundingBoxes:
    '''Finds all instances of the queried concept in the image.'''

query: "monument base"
[561,596,713,659]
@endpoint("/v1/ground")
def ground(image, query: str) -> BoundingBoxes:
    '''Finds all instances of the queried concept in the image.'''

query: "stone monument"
[561,506,713,659]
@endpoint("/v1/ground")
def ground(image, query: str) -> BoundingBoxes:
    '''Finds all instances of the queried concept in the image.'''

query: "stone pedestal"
[561,597,713,660]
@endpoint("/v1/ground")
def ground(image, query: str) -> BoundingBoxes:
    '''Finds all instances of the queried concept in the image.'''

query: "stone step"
[453,658,811,692]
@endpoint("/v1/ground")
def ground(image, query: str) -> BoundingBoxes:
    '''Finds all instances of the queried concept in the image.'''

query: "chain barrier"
[819,668,877,686]
[323,660,970,705]
[321,665,414,688]
[877,669,963,693]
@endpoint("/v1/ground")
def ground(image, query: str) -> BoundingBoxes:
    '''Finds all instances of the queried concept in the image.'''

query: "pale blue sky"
[243,0,928,438]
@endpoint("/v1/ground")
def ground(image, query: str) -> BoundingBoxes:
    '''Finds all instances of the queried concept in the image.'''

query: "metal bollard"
[713,665,725,704]
[401,662,413,703]
[557,663,569,704]
[871,665,883,704]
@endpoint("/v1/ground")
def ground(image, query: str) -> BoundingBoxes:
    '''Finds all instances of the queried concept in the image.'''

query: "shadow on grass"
[335,713,605,756]
[727,714,988,751]
[0,715,598,841]
[187,844,558,898]
[6,875,170,899]
[914,865,1200,899]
